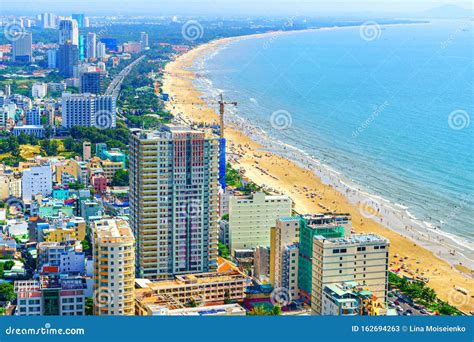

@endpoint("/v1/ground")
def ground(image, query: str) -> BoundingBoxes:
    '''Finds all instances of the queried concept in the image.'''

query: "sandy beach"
[162,28,473,313]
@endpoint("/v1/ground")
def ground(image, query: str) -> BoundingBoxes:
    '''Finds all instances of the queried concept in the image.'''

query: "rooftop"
[93,218,134,242]
[314,233,389,245]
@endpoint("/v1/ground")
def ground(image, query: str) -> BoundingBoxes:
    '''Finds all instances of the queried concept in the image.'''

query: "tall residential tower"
[129,125,220,279]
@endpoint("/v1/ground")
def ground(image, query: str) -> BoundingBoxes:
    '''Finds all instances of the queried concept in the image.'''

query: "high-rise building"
[40,13,56,29]
[58,19,79,46]
[12,32,32,63]
[47,49,57,68]
[270,217,300,301]
[61,93,116,129]
[298,213,350,303]
[228,192,292,253]
[311,234,390,315]
[86,32,97,59]
[140,32,149,50]
[80,71,104,94]
[96,42,106,58]
[129,125,220,279]
[92,218,135,316]
[57,43,79,78]
[79,34,85,60]
[72,14,85,28]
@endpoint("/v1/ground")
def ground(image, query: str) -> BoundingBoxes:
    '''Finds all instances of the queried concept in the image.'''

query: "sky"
[0,0,472,16]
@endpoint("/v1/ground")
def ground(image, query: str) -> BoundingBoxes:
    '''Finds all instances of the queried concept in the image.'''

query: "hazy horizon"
[1,0,472,16]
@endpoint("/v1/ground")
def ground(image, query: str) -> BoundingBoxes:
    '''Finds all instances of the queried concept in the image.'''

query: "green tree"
[218,242,230,260]
[249,305,268,316]
[0,282,16,302]
[272,304,282,316]
[3,260,14,271]
[85,297,93,315]
[112,169,129,186]
[81,239,91,254]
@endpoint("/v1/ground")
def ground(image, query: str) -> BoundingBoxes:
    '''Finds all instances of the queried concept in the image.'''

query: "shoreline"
[162,25,473,313]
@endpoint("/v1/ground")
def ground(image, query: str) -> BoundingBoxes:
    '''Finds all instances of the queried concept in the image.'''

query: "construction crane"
[167,94,237,138]
[217,94,237,138]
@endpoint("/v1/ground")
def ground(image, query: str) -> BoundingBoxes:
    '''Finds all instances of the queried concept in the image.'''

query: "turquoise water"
[193,20,473,244]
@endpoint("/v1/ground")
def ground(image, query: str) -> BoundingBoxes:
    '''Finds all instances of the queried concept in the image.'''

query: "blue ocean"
[192,20,473,250]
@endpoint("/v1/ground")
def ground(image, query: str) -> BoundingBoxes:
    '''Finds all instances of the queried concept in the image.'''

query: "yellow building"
[55,159,82,184]
[0,173,22,199]
[92,218,135,316]
[100,160,124,184]
[43,217,87,243]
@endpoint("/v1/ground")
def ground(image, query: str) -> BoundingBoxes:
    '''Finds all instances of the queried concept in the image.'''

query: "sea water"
[191,20,474,256]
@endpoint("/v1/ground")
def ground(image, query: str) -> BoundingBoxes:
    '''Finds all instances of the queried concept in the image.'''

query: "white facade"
[21,165,53,201]
[32,83,48,98]
[37,241,85,275]
[61,93,116,129]
[228,192,292,252]
[13,125,45,138]
[311,234,390,314]
[15,277,86,316]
